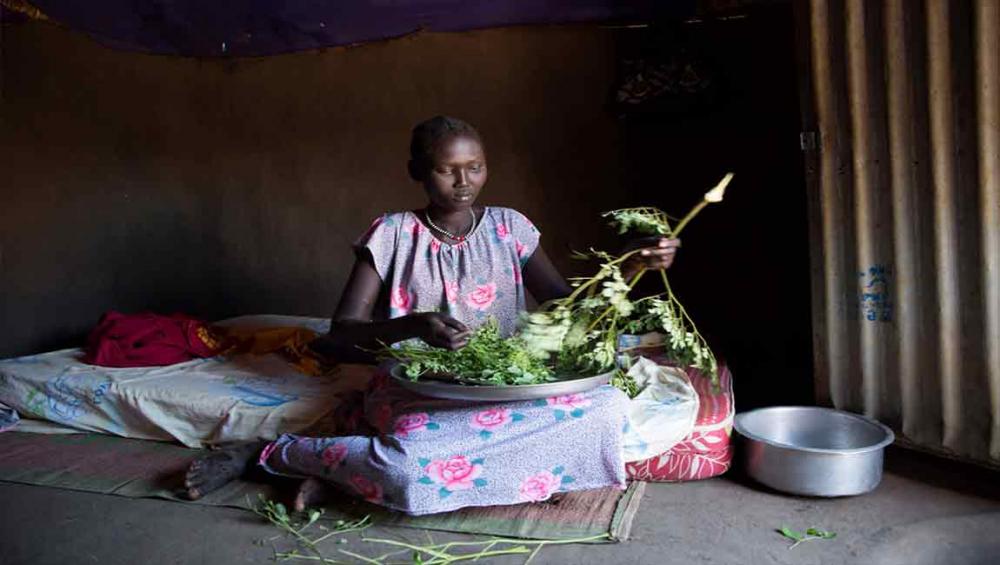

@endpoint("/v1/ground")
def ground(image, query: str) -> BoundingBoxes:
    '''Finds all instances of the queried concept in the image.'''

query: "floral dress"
[360,207,538,336]
[258,207,628,515]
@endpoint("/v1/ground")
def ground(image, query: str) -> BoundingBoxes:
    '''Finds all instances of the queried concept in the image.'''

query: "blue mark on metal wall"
[859,264,893,322]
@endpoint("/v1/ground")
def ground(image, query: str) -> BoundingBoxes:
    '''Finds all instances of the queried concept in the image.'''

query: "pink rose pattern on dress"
[534,393,592,421]
[390,286,412,313]
[394,412,428,436]
[444,281,460,304]
[519,471,561,502]
[464,283,497,311]
[426,456,482,491]
[393,412,440,437]
[321,443,348,469]
[349,474,384,503]
[469,407,524,439]
[420,455,487,497]
[495,222,510,240]
[430,238,441,254]
[470,408,511,431]
[547,394,591,410]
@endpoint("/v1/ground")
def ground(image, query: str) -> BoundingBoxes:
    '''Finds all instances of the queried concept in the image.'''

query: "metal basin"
[734,406,895,497]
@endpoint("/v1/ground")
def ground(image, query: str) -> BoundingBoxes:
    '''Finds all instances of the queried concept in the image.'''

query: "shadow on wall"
[0,21,626,357]
[613,6,814,408]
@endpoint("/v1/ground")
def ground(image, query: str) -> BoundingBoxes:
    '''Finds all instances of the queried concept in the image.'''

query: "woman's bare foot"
[184,441,265,500]
[293,477,338,512]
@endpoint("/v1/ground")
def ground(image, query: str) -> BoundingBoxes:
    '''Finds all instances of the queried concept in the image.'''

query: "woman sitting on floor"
[184,116,680,515]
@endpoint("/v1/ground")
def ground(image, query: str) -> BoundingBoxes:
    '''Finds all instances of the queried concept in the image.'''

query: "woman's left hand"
[621,237,681,277]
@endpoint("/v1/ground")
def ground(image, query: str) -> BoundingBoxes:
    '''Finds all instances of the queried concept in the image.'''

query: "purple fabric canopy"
[3,1,694,57]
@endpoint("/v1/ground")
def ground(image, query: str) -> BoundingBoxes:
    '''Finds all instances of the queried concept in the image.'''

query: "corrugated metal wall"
[806,0,999,465]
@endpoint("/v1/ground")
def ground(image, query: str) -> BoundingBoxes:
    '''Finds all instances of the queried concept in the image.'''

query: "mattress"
[625,363,734,482]
[0,315,370,448]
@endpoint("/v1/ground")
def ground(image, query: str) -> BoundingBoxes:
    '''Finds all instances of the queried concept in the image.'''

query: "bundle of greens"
[379,319,556,386]
[521,173,733,391]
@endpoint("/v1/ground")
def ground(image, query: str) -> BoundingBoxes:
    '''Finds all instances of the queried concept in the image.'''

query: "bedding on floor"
[1,314,735,483]
[0,315,369,448]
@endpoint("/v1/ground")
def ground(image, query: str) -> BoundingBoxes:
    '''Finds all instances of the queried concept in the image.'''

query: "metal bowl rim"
[388,363,604,389]
[734,405,896,455]
[387,363,613,401]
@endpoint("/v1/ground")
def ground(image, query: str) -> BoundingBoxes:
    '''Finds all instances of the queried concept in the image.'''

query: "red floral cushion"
[626,363,734,482]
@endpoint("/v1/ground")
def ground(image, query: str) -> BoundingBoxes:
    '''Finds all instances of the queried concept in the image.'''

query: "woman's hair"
[409,116,483,175]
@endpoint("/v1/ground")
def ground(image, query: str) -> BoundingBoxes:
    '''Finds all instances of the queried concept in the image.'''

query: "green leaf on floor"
[778,526,804,541]
[778,525,838,550]
[306,509,321,525]
[806,528,836,539]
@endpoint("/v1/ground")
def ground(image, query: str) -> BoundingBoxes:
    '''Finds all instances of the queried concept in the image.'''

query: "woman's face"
[421,134,488,212]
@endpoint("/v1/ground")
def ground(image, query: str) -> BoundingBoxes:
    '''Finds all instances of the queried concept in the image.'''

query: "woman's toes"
[181,442,265,501]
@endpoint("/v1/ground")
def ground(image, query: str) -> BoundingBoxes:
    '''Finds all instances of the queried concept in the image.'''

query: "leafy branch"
[251,496,372,563]
[521,173,735,393]
[250,496,610,564]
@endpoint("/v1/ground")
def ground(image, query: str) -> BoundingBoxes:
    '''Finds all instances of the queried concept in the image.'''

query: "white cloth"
[621,357,699,462]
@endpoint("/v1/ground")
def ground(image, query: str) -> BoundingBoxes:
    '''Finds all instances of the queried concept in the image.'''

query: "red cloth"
[83,311,223,367]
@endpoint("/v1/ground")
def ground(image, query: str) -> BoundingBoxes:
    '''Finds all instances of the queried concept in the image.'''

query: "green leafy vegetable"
[379,319,556,386]
[609,368,640,398]
[777,525,837,549]
[521,242,718,391]
[520,174,734,394]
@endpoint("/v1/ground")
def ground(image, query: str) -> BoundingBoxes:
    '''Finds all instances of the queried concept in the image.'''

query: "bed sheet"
[0,315,370,447]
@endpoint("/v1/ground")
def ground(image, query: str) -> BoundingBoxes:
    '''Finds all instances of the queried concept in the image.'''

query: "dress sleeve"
[507,209,541,266]
[352,214,397,282]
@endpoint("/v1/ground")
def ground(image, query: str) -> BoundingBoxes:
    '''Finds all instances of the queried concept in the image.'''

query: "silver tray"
[389,363,612,401]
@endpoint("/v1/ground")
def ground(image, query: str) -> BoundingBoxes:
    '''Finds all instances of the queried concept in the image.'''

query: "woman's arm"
[309,252,471,363]
[522,246,573,305]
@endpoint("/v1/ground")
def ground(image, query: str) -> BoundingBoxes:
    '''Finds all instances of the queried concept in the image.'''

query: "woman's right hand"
[410,313,471,350]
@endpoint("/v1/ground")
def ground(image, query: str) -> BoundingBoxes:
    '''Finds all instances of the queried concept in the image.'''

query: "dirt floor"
[1,447,999,565]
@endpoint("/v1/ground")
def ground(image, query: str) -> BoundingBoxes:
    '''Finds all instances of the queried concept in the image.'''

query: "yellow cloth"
[0,0,49,20]
[217,326,329,376]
